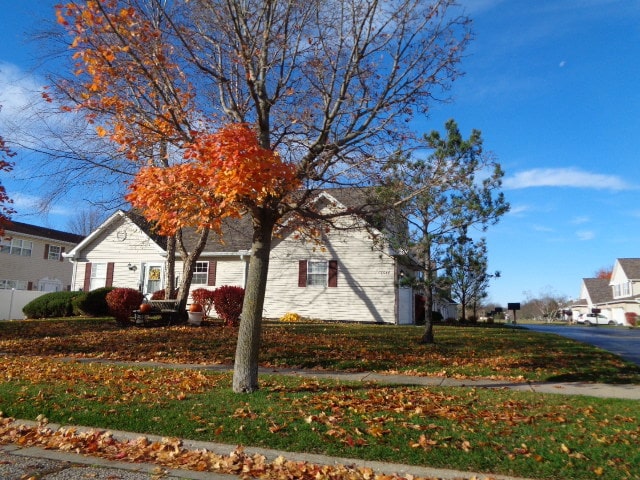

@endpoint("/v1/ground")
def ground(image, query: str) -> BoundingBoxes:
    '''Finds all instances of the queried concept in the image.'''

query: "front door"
[143,264,163,297]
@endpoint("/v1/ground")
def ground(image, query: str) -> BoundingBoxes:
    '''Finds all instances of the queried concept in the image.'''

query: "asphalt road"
[522,324,640,366]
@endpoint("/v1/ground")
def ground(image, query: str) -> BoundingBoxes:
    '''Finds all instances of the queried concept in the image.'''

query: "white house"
[65,189,457,324]
[572,258,640,326]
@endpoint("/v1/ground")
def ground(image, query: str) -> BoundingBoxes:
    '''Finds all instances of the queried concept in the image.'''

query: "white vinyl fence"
[0,290,46,320]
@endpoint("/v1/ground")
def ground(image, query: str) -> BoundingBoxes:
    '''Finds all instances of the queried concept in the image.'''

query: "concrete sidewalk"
[67,357,640,400]
[1,420,533,480]
[2,362,640,479]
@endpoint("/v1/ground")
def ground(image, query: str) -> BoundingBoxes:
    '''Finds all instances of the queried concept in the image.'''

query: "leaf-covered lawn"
[1,356,639,480]
[1,318,639,383]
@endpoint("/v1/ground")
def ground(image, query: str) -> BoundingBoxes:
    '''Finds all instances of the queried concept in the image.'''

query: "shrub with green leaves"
[212,285,244,326]
[23,291,83,319]
[105,288,143,325]
[72,287,114,316]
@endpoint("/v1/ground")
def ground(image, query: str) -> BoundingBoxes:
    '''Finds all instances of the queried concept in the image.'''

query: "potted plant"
[187,302,204,325]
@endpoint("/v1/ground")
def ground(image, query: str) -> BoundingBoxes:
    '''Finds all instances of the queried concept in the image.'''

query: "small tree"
[444,237,494,322]
[379,120,509,343]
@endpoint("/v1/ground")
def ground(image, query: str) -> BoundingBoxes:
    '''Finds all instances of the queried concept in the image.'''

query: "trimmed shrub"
[150,289,177,300]
[431,311,444,323]
[212,285,245,326]
[191,288,216,317]
[23,291,83,319]
[72,287,114,316]
[106,288,144,325]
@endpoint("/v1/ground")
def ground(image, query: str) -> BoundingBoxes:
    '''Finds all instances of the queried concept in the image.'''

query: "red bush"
[106,288,144,325]
[212,285,245,326]
[150,289,177,300]
[191,288,216,317]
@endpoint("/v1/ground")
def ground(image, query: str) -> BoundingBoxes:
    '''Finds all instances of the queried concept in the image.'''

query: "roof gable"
[614,258,640,281]
[581,277,613,304]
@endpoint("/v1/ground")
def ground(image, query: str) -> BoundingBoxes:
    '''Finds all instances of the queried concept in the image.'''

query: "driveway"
[522,324,640,366]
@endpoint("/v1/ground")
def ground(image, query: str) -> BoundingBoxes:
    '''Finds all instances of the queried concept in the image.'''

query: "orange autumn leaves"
[56,1,194,159]
[126,123,300,236]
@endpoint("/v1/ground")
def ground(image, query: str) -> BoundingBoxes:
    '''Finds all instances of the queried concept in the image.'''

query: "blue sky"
[1,0,639,306]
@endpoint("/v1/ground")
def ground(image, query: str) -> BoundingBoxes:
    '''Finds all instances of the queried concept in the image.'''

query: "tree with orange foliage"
[56,0,471,393]
[595,267,613,280]
[54,0,201,305]
[0,107,16,236]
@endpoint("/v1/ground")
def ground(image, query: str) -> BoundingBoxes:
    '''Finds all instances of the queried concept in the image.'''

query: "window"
[299,260,338,287]
[614,282,632,298]
[307,260,328,286]
[0,279,29,290]
[192,261,209,284]
[47,245,62,261]
[90,263,107,291]
[1,238,33,257]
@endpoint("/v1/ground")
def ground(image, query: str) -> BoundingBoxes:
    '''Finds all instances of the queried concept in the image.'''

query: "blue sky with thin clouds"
[1,0,639,306]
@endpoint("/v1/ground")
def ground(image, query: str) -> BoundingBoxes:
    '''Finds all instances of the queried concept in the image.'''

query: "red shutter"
[328,260,338,287]
[208,261,217,286]
[83,263,92,291]
[106,262,115,287]
[298,260,307,287]
[60,246,65,262]
[44,244,50,260]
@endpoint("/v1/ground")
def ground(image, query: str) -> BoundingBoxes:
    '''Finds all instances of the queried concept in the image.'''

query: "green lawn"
[1,318,639,479]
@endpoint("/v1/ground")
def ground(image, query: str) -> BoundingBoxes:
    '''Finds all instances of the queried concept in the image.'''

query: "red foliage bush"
[191,288,216,317]
[150,289,177,300]
[212,285,244,326]
[106,288,144,325]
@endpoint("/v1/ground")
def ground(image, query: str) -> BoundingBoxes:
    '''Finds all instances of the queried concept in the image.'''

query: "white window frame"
[307,260,328,287]
[90,263,107,291]
[48,245,62,261]
[1,238,33,257]
[0,279,29,290]
[192,261,209,285]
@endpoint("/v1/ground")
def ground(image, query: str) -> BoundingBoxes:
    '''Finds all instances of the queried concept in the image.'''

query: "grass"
[1,318,640,479]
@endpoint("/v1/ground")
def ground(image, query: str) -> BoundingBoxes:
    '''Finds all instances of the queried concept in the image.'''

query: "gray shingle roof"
[617,258,640,280]
[582,277,613,304]
[133,187,380,254]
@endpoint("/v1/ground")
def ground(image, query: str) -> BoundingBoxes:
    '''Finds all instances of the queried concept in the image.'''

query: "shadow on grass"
[546,363,640,384]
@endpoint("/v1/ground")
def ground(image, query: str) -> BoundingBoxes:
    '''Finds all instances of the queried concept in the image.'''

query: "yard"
[1,318,639,480]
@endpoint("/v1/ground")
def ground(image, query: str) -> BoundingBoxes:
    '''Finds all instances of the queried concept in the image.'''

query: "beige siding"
[71,216,165,291]
[263,223,397,323]
[1,232,77,291]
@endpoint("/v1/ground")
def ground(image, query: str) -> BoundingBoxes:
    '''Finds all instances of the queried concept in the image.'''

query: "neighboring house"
[572,258,640,326]
[0,221,84,292]
[572,277,613,319]
[65,189,439,325]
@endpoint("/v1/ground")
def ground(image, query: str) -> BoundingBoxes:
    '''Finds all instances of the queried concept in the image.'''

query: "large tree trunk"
[165,234,176,299]
[175,228,210,316]
[233,210,275,393]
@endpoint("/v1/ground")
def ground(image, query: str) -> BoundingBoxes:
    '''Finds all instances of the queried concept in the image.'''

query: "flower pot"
[187,311,203,326]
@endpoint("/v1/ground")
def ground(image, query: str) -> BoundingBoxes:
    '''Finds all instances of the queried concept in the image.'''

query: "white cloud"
[559,60,566,68]
[504,168,632,191]
[571,215,590,225]
[507,204,530,216]
[532,224,554,233]
[576,230,595,241]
